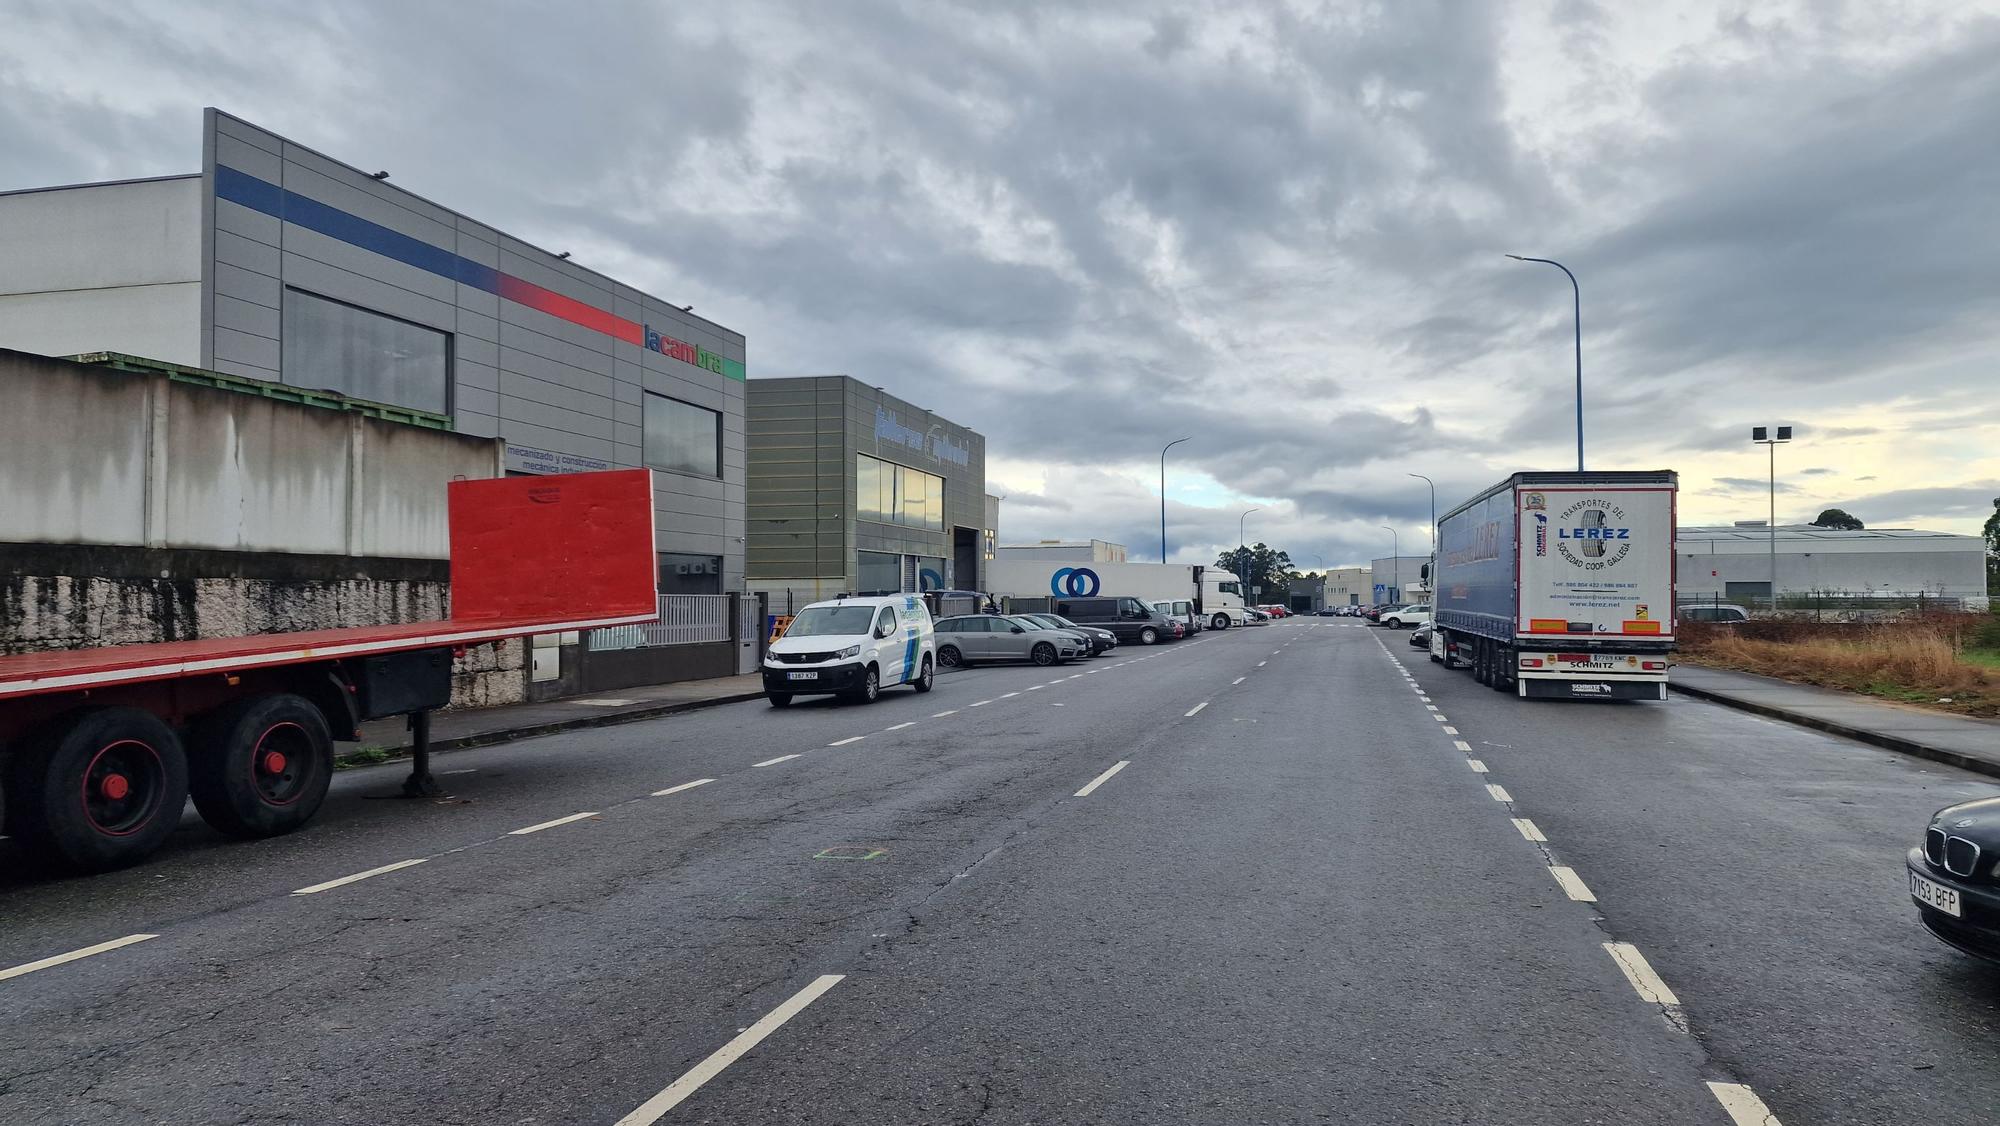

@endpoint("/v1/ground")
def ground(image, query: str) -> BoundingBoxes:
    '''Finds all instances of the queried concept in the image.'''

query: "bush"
[1682,615,2000,717]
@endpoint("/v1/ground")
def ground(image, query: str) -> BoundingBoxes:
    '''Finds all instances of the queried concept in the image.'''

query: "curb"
[334,690,767,768]
[1672,680,2000,781]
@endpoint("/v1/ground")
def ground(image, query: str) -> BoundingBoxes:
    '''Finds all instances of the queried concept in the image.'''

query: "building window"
[983,528,996,560]
[658,552,722,595]
[858,550,901,595]
[857,454,944,530]
[644,393,722,478]
[281,288,450,414]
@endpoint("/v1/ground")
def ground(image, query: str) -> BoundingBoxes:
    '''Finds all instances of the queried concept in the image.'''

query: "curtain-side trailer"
[1430,470,1677,700]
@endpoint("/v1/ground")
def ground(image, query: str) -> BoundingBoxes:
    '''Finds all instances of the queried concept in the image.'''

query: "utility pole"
[1381,525,1399,603]
[1408,473,1436,596]
[1239,507,1261,602]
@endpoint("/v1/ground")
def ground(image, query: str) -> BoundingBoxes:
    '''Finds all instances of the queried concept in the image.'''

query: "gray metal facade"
[197,110,746,586]
[746,376,986,597]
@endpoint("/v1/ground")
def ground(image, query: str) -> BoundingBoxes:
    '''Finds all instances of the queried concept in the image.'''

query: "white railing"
[587,595,732,650]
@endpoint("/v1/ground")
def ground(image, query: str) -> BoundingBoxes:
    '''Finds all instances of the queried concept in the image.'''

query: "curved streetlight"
[1238,507,1262,601]
[1381,524,1399,603]
[1506,254,1584,471]
[1408,472,1436,593]
[1160,437,1191,563]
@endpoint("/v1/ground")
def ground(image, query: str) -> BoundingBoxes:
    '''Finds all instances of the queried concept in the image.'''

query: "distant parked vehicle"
[1020,613,1117,656]
[1014,615,1097,657]
[1682,603,1750,623]
[1150,599,1202,635]
[1244,609,1271,624]
[1050,596,1180,645]
[934,615,1080,668]
[1381,604,1431,630]
[1409,622,1433,648]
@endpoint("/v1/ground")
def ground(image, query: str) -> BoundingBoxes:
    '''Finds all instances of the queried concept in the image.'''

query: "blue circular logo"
[1050,567,1100,597]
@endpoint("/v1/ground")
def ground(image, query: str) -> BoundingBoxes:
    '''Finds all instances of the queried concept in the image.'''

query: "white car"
[1380,604,1431,630]
[764,594,936,706]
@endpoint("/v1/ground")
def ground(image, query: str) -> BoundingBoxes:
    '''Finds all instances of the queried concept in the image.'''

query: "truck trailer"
[0,469,660,873]
[984,560,1253,629]
[1430,471,1677,700]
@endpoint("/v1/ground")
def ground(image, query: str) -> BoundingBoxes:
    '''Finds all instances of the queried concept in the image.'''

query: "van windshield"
[785,606,877,637]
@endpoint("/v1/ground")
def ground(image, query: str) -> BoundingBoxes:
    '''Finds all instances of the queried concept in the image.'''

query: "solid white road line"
[614,974,845,1125]
[1074,760,1130,797]
[1550,866,1597,902]
[1485,784,1513,802]
[969,700,992,707]
[1706,1082,1784,1126]
[1,934,157,983]
[754,754,804,767]
[509,811,600,835]
[1453,740,1473,752]
[292,858,428,895]
[1232,676,1246,685]
[1511,818,1547,843]
[931,709,958,717]
[1184,702,1208,717]
[883,722,916,731]
[652,778,716,797]
[1467,759,1488,772]
[828,736,866,747]
[1603,942,1680,1005]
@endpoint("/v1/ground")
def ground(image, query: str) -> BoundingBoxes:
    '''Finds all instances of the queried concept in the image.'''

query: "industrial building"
[1677,524,1989,607]
[1370,555,1433,604]
[0,108,748,596]
[996,539,1127,562]
[1320,566,1372,607]
[745,376,988,608]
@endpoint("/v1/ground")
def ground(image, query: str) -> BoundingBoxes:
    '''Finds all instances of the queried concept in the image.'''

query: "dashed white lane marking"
[1442,725,1459,734]
[1000,692,1021,698]
[883,722,916,731]
[1706,1082,1784,1126]
[652,778,715,797]
[1184,702,1208,717]
[1603,942,1680,1005]
[1048,679,1066,685]
[1257,661,1267,667]
[441,768,478,776]
[293,858,429,896]
[1424,705,1438,711]
[931,710,958,717]
[614,974,845,1125]
[1432,715,1448,722]
[969,700,992,707]
[1073,760,1130,797]
[1485,784,1512,802]
[1232,676,1246,685]
[1068,674,1084,679]
[1027,685,1044,691]
[509,811,600,835]
[1550,866,1597,902]
[1051,702,1065,706]
[1,934,158,982]
[754,755,804,768]
[828,736,866,747]
[1467,759,1488,772]
[1512,818,1548,843]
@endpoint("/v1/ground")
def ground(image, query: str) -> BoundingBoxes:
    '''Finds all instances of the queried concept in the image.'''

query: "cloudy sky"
[6,0,1997,568]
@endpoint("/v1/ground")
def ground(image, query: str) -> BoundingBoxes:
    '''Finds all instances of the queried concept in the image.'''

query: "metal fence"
[587,594,732,650]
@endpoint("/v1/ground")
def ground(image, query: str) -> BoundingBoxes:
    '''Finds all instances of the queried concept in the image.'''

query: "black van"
[1052,596,1178,645]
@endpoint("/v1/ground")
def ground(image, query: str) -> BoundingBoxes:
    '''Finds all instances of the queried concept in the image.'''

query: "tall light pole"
[1159,437,1191,563]
[1751,425,1793,614]
[1239,507,1261,602]
[1408,472,1436,594]
[1381,525,1399,603]
[1506,254,1584,471]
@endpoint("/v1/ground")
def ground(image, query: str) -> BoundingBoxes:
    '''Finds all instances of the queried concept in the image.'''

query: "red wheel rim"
[80,740,165,837]
[249,723,313,807]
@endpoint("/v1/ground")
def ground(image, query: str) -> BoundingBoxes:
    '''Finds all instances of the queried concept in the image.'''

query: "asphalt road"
[3,619,1997,1124]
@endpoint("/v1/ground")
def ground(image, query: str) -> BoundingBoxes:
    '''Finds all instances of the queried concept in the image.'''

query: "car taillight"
[1642,660,1667,670]
[1519,657,1544,668]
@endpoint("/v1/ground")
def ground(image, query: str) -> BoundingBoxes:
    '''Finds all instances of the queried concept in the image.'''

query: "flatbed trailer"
[0,469,659,873]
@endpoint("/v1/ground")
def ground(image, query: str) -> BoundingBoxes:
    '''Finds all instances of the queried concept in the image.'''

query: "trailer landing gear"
[398,710,446,799]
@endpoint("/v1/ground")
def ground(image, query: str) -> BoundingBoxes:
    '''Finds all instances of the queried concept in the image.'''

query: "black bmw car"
[1908,796,2000,961]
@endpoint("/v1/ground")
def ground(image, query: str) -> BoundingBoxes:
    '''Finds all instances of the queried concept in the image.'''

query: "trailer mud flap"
[1521,677,1667,701]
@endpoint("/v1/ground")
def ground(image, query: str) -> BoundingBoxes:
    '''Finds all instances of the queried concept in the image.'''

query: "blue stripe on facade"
[214,164,499,294]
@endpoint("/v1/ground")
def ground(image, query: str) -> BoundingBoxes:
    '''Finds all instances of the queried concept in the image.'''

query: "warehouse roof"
[1677,524,1981,544]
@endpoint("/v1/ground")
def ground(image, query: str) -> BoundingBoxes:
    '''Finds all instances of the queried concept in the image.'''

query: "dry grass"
[1681,615,2000,718]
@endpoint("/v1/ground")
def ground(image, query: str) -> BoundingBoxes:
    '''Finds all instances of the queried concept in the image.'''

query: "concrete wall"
[200,110,747,589]
[0,176,202,363]
[0,350,501,557]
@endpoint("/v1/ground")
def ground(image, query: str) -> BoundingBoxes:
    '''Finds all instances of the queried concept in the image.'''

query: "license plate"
[787,671,819,681]
[1911,870,1962,918]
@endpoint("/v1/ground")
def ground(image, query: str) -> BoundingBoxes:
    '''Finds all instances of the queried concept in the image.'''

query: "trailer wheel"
[188,694,333,839]
[1490,646,1514,693]
[1472,639,1492,685]
[3,708,190,872]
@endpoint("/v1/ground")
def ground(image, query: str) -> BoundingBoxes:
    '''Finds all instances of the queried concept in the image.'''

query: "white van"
[763,594,937,706]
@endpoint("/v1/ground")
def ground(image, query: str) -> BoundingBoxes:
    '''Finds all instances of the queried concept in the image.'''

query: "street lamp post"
[1506,254,1584,472]
[1381,525,1399,603]
[1408,473,1436,595]
[1160,437,1191,563]
[1751,425,1793,614]
[1239,507,1261,602]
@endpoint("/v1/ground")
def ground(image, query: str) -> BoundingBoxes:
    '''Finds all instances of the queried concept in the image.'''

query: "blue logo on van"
[1051,567,1100,597]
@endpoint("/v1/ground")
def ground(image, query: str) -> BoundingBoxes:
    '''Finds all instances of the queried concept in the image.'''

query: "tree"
[1983,497,1999,593]
[1215,543,1294,600]
[1811,508,1865,530]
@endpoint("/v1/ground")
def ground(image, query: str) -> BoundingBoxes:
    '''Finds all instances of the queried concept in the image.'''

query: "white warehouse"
[1676,524,1989,607]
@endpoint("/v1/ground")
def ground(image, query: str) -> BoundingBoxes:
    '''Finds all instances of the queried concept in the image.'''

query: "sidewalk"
[1672,664,2000,778]
[346,673,766,763]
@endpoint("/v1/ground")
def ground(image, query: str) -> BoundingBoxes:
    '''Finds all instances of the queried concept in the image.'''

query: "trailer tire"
[3,707,190,872]
[188,694,334,839]
[1490,646,1514,693]
[1473,639,1492,686]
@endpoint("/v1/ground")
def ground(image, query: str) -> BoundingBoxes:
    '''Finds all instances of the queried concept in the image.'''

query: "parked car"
[764,595,936,706]
[1317,607,1341,616]
[1409,622,1432,648]
[934,615,1081,668]
[1150,599,1202,635]
[1381,604,1431,630]
[1244,609,1271,624]
[1361,606,1383,622]
[1050,595,1181,645]
[1020,613,1117,656]
[1908,796,2000,962]
[1682,603,1751,624]
[1013,615,1097,657]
